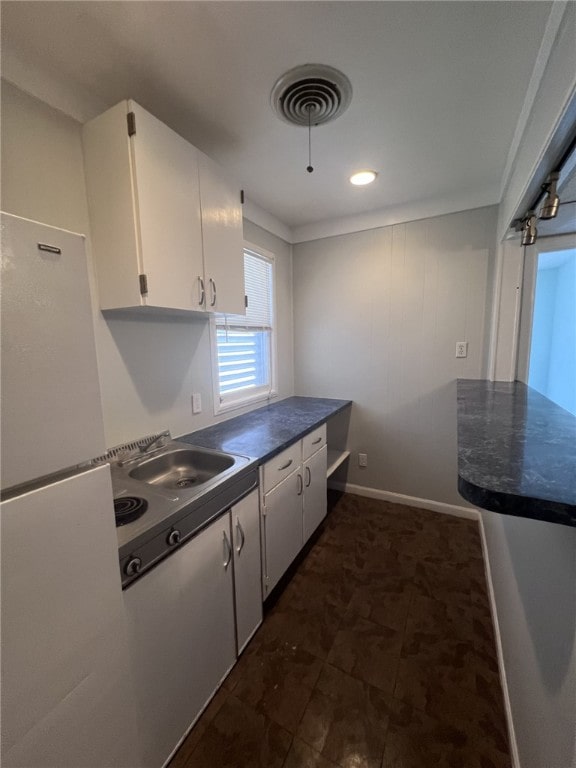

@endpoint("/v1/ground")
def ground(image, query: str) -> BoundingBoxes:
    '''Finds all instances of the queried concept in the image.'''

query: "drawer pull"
[312,437,322,445]
[278,459,293,471]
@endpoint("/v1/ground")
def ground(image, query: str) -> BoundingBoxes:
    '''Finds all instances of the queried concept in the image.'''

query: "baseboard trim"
[478,514,521,768]
[328,481,480,520]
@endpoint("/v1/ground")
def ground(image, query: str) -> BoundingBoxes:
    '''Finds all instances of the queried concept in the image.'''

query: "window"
[211,245,276,413]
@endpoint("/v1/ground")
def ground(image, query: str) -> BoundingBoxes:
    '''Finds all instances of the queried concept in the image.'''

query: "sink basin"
[129,446,235,491]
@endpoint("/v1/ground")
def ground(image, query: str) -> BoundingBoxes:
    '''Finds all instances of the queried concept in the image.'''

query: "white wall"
[1,81,294,447]
[293,206,496,507]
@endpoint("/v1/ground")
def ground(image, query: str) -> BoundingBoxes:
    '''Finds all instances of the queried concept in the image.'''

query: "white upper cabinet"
[83,100,244,314]
[198,152,245,315]
[130,102,205,311]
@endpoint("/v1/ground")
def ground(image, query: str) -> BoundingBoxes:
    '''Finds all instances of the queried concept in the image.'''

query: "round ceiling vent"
[271,64,352,127]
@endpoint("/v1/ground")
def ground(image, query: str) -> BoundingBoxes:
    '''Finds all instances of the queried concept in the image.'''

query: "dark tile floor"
[170,492,512,768]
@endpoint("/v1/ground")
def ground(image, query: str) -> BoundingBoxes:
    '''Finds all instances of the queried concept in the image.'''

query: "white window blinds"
[217,249,273,330]
[215,249,274,403]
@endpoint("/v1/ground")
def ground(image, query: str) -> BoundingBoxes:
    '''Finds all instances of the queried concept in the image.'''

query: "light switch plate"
[192,393,202,414]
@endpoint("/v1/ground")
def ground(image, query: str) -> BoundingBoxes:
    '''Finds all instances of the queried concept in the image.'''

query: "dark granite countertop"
[178,396,352,464]
[457,379,576,527]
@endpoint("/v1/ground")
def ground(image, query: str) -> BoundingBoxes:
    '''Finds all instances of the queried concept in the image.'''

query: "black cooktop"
[114,496,148,526]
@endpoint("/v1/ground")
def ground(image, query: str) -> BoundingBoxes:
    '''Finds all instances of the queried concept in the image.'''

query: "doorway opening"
[527,246,576,415]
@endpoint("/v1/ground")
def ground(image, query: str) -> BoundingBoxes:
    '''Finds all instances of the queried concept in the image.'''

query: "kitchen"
[1,3,576,768]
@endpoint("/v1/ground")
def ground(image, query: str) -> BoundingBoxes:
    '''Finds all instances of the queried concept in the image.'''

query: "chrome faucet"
[138,433,168,455]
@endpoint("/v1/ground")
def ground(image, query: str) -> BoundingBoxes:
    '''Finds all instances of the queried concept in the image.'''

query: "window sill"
[214,390,278,417]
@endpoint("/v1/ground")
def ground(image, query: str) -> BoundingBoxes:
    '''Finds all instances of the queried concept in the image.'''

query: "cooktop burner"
[114,496,148,527]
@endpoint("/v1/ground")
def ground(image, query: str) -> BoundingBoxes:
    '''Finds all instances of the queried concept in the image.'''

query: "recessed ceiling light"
[350,170,377,186]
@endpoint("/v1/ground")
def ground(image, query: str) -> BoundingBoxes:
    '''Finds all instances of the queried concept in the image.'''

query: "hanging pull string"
[306,104,314,173]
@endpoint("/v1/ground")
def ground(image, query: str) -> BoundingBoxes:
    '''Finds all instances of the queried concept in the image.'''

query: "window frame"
[210,242,278,415]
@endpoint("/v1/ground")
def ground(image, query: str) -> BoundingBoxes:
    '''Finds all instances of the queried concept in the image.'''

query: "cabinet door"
[130,101,205,311]
[303,445,328,543]
[123,541,191,768]
[232,490,263,653]
[262,469,303,596]
[83,100,205,311]
[180,514,236,725]
[83,100,143,309]
[198,152,245,314]
[1,467,139,768]
[124,514,236,768]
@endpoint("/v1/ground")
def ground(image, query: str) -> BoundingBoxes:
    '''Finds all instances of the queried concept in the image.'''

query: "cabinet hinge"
[127,111,136,137]
[240,189,245,205]
[261,505,266,518]
[139,273,148,295]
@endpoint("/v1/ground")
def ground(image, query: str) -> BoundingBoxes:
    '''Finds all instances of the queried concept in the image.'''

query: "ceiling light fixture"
[350,170,377,186]
[271,64,352,174]
[539,171,560,219]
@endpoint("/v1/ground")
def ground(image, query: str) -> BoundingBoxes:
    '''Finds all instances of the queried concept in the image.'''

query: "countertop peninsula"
[179,396,352,463]
[457,379,576,527]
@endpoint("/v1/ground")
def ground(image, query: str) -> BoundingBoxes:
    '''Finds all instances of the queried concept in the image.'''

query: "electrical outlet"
[358,453,368,467]
[456,341,468,358]
[192,393,202,414]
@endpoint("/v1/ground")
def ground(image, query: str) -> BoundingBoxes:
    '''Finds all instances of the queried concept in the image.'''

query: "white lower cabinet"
[261,425,328,598]
[232,489,263,653]
[261,468,304,594]
[124,513,236,768]
[303,444,328,542]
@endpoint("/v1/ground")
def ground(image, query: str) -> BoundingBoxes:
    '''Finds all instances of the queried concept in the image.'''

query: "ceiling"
[1,1,554,236]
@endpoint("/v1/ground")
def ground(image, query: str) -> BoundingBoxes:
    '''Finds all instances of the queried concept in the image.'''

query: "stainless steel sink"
[105,435,257,587]
[109,437,256,562]
[128,446,235,490]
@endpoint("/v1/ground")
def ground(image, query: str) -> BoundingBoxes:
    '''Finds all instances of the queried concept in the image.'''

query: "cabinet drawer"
[262,443,301,494]
[302,424,326,461]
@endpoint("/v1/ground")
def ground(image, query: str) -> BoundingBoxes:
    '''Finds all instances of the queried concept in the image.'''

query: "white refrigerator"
[0,212,140,767]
